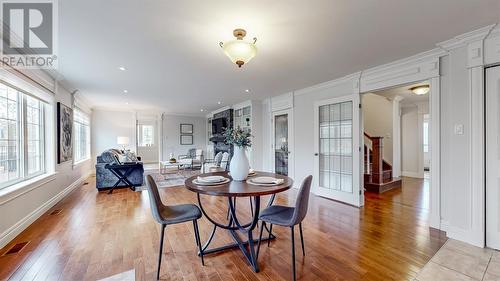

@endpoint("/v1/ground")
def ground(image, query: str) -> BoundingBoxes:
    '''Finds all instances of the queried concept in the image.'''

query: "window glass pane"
[138,124,154,146]
[0,87,19,186]
[73,108,90,162]
[26,95,43,175]
[423,121,429,153]
[0,83,47,189]
[318,101,353,193]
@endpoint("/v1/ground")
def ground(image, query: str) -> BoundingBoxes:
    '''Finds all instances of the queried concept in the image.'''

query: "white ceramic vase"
[230,146,249,181]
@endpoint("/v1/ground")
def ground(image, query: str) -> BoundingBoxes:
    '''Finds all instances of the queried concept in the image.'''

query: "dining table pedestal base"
[198,223,275,272]
[185,171,293,274]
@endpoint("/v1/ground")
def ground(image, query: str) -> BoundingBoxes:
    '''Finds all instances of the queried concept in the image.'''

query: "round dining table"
[185,171,293,272]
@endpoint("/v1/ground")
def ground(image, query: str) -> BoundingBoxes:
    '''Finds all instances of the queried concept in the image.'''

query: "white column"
[392,96,404,178]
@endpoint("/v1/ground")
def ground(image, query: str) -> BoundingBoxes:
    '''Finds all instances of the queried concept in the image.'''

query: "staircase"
[364,132,402,193]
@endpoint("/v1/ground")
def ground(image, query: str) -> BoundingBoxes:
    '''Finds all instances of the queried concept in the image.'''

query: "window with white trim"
[423,119,429,153]
[73,108,90,163]
[138,124,154,147]
[0,82,45,189]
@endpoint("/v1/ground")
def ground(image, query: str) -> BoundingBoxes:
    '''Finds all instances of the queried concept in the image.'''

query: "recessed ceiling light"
[245,89,250,93]
[200,109,204,112]
[125,102,129,105]
[217,101,222,105]
[118,66,126,71]
[123,90,128,93]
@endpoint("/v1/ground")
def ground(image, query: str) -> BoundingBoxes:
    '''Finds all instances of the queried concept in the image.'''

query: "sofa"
[95,149,144,191]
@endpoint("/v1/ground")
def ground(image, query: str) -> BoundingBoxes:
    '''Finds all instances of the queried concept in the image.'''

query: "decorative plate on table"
[193,176,230,186]
[247,176,284,186]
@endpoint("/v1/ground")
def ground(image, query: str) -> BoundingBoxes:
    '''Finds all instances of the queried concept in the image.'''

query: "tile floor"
[416,239,500,281]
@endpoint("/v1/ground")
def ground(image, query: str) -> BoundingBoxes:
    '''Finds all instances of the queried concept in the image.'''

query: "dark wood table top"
[185,171,293,197]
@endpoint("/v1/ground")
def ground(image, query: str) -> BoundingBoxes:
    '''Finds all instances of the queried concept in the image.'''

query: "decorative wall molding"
[359,48,443,93]
[468,67,486,247]
[0,172,92,249]
[271,92,293,112]
[485,24,500,65]
[438,24,496,68]
[437,24,496,51]
[428,77,441,230]
[294,73,360,96]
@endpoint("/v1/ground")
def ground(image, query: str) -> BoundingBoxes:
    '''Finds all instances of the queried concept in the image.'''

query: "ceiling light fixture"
[118,66,126,71]
[220,29,257,68]
[217,101,222,105]
[410,85,430,95]
[200,109,204,112]
[123,90,128,93]
[245,89,250,93]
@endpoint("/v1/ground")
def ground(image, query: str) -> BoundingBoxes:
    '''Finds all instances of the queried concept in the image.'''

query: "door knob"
[314,153,319,156]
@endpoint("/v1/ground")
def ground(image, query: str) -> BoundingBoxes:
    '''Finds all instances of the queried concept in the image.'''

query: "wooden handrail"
[364,132,384,141]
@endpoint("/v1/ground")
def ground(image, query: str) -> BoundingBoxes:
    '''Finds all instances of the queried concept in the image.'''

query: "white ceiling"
[58,0,499,115]
[371,82,430,106]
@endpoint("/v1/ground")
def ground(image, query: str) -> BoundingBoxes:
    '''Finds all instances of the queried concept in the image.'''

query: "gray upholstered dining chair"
[145,175,204,280]
[257,175,313,281]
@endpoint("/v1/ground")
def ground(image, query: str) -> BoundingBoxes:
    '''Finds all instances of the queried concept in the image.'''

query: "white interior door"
[314,95,361,206]
[272,109,294,179]
[486,66,500,250]
[137,119,159,163]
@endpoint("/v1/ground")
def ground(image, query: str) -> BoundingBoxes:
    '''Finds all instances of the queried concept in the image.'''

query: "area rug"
[136,169,200,191]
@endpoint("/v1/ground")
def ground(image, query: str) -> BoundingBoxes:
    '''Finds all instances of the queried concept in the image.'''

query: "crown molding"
[294,72,361,96]
[359,48,442,93]
[361,48,445,77]
[437,24,497,51]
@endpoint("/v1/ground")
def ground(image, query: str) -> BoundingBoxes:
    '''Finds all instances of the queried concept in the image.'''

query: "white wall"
[0,85,93,248]
[401,106,421,177]
[261,99,272,171]
[362,93,393,164]
[91,109,136,163]
[161,115,206,160]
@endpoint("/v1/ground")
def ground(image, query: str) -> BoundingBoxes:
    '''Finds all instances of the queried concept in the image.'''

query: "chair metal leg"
[193,220,205,266]
[267,224,273,247]
[256,221,265,260]
[157,224,166,280]
[299,223,305,256]
[291,226,296,281]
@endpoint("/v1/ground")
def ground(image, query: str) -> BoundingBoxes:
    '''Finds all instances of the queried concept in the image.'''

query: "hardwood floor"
[0,175,446,280]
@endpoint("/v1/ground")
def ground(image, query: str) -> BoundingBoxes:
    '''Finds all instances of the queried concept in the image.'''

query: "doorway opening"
[136,119,159,166]
[361,81,430,210]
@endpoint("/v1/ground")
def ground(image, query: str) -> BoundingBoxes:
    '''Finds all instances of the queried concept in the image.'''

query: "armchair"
[178,148,203,169]
[201,152,230,173]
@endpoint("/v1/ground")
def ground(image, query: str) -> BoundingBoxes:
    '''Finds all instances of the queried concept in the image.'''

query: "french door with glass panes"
[314,95,361,206]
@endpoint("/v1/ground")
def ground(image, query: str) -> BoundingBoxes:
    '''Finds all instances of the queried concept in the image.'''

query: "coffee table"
[159,161,182,174]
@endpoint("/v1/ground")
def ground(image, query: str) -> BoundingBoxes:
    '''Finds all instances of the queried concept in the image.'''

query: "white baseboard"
[0,172,91,249]
[440,219,485,248]
[401,171,423,178]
